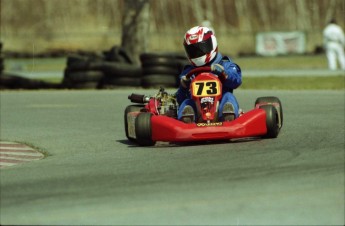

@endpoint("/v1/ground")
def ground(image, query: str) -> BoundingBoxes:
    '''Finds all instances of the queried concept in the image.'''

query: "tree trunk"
[121,0,150,65]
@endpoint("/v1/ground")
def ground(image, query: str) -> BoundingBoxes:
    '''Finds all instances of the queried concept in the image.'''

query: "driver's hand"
[211,64,228,82]
[211,64,224,75]
[180,75,191,89]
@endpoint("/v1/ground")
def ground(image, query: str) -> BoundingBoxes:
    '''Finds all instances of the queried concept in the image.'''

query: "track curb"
[0,141,44,169]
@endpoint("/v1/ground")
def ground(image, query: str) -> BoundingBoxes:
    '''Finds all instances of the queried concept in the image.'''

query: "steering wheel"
[185,66,211,80]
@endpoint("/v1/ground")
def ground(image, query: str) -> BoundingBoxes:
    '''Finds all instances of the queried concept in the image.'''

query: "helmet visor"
[184,38,213,59]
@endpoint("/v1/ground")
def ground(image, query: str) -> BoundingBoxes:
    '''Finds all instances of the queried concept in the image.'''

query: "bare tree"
[121,0,150,65]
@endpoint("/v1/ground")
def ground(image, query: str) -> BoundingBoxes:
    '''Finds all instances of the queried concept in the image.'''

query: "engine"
[155,88,177,118]
[127,87,178,118]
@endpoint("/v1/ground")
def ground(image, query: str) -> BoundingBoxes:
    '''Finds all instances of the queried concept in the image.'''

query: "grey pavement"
[0,89,344,225]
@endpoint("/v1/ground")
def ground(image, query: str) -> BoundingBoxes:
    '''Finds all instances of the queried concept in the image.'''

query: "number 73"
[192,81,220,97]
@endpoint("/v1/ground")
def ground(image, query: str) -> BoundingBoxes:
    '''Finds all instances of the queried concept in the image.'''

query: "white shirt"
[323,23,345,46]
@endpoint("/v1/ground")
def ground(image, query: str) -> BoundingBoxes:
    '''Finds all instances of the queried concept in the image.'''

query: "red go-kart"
[124,66,283,146]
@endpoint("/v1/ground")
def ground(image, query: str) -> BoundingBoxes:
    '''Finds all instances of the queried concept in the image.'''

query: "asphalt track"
[0,89,344,225]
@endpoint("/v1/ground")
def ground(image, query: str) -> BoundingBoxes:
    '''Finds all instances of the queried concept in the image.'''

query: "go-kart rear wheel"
[135,113,156,146]
[260,105,280,138]
[255,96,283,129]
[124,104,144,142]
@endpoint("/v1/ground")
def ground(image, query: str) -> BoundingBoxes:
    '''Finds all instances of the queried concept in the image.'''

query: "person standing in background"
[323,18,345,70]
[201,20,215,35]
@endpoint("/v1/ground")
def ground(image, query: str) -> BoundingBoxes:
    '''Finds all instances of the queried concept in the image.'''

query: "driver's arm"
[222,62,242,90]
[176,66,193,105]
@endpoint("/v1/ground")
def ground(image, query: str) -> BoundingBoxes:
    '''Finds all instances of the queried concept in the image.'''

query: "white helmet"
[183,26,218,66]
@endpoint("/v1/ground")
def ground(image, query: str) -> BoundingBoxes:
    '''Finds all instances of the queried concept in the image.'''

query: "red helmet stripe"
[205,53,211,64]
[203,31,213,41]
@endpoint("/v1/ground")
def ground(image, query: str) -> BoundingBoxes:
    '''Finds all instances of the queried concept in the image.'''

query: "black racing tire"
[0,73,59,89]
[67,55,105,72]
[64,70,104,83]
[0,56,4,72]
[142,65,179,76]
[141,74,178,88]
[94,62,142,78]
[141,57,180,68]
[67,60,91,72]
[255,96,283,129]
[66,55,89,67]
[135,113,156,146]
[124,104,145,142]
[140,52,186,60]
[0,74,33,88]
[62,70,103,88]
[72,81,99,89]
[260,105,280,138]
[140,52,188,75]
[100,76,141,88]
[140,52,187,66]
[103,46,133,64]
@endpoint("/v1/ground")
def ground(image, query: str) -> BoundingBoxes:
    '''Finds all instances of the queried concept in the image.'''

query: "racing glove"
[180,75,191,89]
[211,63,228,82]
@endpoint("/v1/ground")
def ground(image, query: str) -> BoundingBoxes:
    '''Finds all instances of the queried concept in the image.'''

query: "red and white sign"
[256,31,306,56]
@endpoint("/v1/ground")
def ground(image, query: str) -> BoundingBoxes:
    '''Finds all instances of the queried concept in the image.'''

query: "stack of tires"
[0,42,4,76]
[62,46,142,89]
[99,46,142,88]
[140,52,188,88]
[0,42,5,89]
[63,54,104,89]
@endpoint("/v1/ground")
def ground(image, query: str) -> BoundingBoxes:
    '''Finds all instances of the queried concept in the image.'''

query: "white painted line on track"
[1,153,42,159]
[0,151,43,156]
[0,141,44,169]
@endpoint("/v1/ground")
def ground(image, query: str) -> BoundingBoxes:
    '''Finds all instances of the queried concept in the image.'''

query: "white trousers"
[325,42,345,70]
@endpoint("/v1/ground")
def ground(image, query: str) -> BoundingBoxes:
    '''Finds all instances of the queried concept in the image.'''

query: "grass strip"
[240,76,345,90]
[37,76,344,90]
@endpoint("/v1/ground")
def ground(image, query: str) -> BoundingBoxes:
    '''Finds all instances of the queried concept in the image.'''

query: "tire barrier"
[0,73,60,89]
[140,52,188,88]
[0,42,190,90]
[98,62,142,88]
[63,53,104,89]
[0,42,4,75]
[63,46,142,89]
[62,70,104,89]
[103,46,133,64]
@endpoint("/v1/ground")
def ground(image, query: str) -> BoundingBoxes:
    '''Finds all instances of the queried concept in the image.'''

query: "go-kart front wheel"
[135,113,156,146]
[124,104,144,142]
[260,105,280,138]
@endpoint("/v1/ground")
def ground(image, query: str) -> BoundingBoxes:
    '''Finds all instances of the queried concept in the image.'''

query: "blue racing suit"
[176,53,242,121]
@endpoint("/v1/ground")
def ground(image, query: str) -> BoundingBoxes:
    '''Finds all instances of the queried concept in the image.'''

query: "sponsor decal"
[201,96,214,104]
[196,122,223,127]
[190,34,198,40]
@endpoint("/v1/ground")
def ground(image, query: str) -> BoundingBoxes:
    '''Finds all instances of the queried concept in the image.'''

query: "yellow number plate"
[192,80,221,97]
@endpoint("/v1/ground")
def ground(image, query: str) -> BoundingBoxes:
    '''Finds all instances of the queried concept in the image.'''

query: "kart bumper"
[151,109,267,142]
